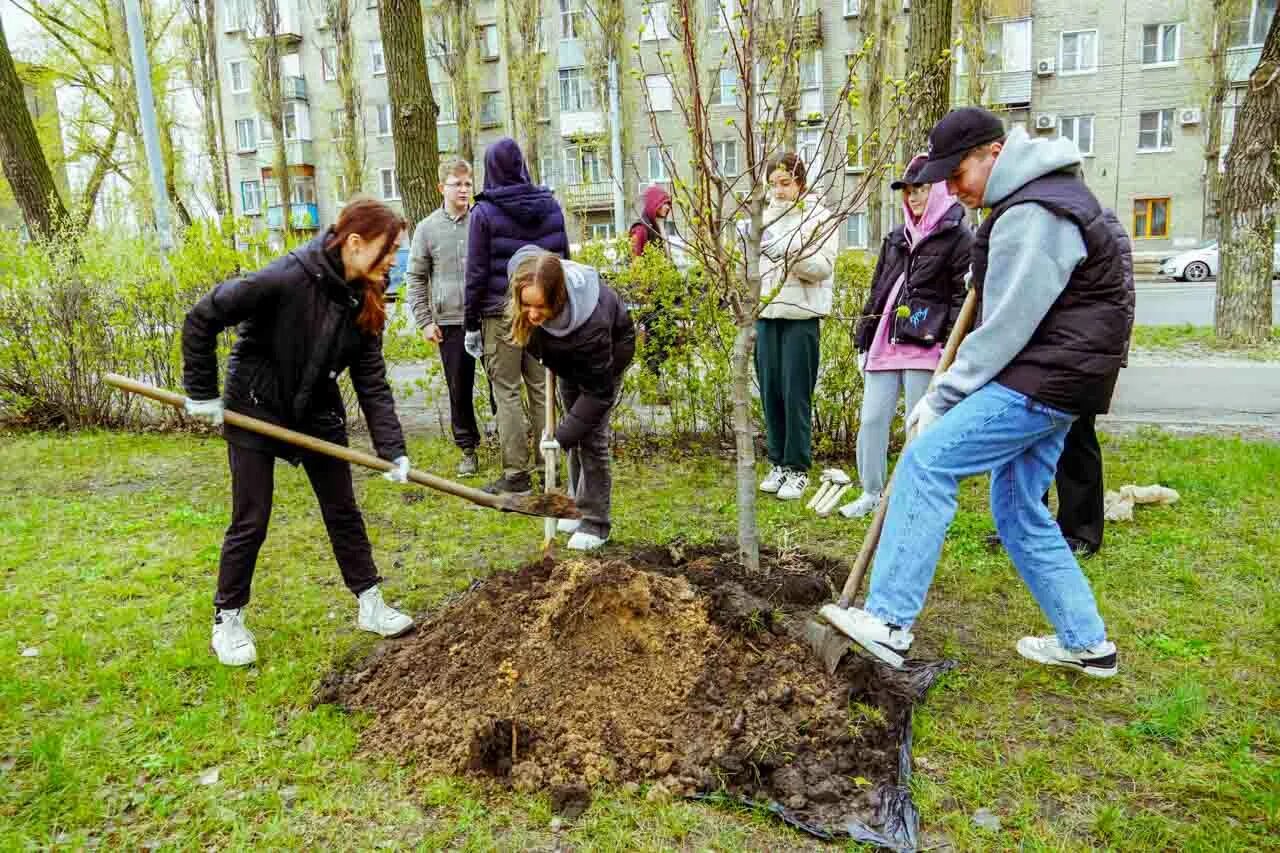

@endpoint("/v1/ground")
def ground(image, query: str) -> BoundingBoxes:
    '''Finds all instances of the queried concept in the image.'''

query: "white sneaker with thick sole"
[759,465,786,494]
[819,604,912,669]
[567,531,607,551]
[776,471,809,501]
[838,491,882,519]
[211,608,257,666]
[357,586,414,637]
[1016,635,1118,678]
[557,518,581,535]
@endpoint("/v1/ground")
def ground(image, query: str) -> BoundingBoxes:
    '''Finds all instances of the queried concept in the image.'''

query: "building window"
[290,176,317,205]
[370,41,386,76]
[228,60,249,94]
[983,18,1032,72]
[710,67,737,105]
[846,211,867,249]
[263,181,281,208]
[224,0,249,32]
[380,167,400,200]
[376,103,392,136]
[846,132,865,171]
[843,0,860,16]
[479,23,500,60]
[563,146,604,185]
[713,140,738,176]
[321,46,338,82]
[536,85,551,121]
[796,126,822,175]
[331,109,349,138]
[538,155,557,188]
[1059,29,1097,74]
[1141,23,1180,65]
[798,49,822,116]
[645,74,673,111]
[241,179,262,214]
[335,174,349,206]
[258,116,274,144]
[1138,109,1174,151]
[479,91,502,127]
[707,0,734,31]
[1059,115,1094,155]
[647,146,669,181]
[434,84,456,122]
[641,2,671,41]
[560,0,583,40]
[586,222,616,240]
[234,117,257,152]
[558,67,597,112]
[283,101,310,140]
[1229,0,1277,49]
[1133,197,1169,238]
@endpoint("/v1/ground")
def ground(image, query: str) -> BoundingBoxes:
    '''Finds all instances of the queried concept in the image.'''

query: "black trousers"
[439,325,480,451]
[215,443,381,610]
[1051,414,1105,551]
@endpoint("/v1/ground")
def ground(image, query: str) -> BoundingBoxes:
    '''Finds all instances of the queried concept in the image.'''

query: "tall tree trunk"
[76,118,121,230]
[904,0,952,153]
[255,0,294,241]
[329,0,364,194]
[0,17,70,240]
[380,0,441,224]
[206,0,232,219]
[1202,0,1231,241]
[502,0,543,179]
[186,0,227,216]
[1215,11,1280,343]
[959,0,986,107]
[864,0,889,249]
[438,0,476,164]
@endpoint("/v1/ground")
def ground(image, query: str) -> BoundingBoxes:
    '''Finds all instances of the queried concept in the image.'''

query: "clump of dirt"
[320,544,949,839]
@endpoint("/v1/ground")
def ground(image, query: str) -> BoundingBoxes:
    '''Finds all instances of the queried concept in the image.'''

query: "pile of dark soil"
[319,544,951,844]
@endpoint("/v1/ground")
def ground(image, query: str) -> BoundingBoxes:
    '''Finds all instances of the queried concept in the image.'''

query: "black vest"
[972,171,1135,415]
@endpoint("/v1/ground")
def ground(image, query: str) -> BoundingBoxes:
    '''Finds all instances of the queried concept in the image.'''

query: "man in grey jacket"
[833,107,1134,679]
[406,158,480,476]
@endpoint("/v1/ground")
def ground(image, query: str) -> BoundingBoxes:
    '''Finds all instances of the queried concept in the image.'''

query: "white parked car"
[1160,241,1280,282]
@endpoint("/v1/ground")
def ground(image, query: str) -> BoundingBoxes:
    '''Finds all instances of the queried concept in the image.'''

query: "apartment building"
[215,0,1271,254]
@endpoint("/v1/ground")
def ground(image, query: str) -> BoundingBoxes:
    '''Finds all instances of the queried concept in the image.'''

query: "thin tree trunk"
[330,0,364,194]
[905,0,952,153]
[76,119,120,230]
[864,0,888,249]
[255,0,294,241]
[1202,0,1231,241]
[206,0,232,219]
[731,324,759,570]
[380,0,440,223]
[959,0,986,107]
[1215,11,1279,343]
[0,16,70,240]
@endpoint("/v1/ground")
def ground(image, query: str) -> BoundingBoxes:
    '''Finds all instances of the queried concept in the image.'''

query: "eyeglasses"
[444,181,472,189]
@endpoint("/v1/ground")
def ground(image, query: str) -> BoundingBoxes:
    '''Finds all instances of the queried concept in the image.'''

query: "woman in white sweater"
[754,153,838,500]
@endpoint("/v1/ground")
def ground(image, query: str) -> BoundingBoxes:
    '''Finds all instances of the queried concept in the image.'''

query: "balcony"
[257,139,315,168]
[763,10,821,48]
[1228,46,1263,84]
[283,75,307,101]
[559,181,614,211]
[266,202,320,230]
[560,110,605,138]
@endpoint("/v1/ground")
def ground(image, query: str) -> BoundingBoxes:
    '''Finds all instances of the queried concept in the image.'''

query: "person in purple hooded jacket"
[463,138,571,495]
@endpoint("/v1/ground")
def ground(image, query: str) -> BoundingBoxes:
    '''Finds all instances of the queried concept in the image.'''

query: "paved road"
[1136,279,1280,326]
[1102,358,1280,439]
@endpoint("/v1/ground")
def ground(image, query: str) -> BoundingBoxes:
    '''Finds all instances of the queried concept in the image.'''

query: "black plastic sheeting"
[692,658,957,851]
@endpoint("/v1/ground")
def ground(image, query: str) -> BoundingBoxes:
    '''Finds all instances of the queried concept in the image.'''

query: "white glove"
[184,397,224,426]
[382,455,411,483]
[905,397,940,437]
[464,329,484,360]
[539,434,561,454]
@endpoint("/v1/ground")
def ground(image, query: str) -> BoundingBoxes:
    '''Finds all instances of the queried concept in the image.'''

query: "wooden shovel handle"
[103,373,512,513]
[837,288,979,606]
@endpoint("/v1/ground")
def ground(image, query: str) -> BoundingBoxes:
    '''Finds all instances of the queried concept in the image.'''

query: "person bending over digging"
[841,153,972,520]
[182,198,417,667]
[753,153,838,502]
[506,245,635,551]
[838,107,1134,678]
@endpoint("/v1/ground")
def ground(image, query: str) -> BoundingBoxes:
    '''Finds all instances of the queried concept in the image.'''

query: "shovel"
[806,289,979,672]
[104,373,582,520]
[542,368,558,558]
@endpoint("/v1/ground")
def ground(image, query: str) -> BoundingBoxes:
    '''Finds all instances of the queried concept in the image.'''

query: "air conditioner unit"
[1179,107,1202,126]
[1036,58,1056,76]
[1034,113,1057,131]
[314,15,330,30]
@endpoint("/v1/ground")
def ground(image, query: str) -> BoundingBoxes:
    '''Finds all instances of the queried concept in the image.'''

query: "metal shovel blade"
[802,618,852,675]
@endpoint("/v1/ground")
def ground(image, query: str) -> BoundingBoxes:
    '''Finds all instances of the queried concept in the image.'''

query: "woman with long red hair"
[182,197,416,666]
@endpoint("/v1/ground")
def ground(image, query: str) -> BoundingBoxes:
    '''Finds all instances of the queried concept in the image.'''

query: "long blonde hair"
[506,250,568,345]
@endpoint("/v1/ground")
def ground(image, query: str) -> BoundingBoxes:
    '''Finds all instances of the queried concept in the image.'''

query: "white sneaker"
[759,465,786,494]
[819,604,912,669]
[357,586,414,637]
[211,608,257,666]
[1017,635,1118,679]
[567,530,607,551]
[776,471,809,501]
[557,518,581,535]
[838,491,882,519]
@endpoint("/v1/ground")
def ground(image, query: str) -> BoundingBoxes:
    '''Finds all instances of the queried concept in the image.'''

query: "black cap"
[890,153,929,190]
[913,107,1005,185]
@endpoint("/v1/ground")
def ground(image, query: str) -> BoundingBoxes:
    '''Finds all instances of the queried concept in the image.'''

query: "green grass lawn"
[2,429,1277,851]
[1131,325,1280,361]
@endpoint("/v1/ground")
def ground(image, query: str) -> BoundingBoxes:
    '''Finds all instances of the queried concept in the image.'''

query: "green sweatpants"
[754,317,819,472]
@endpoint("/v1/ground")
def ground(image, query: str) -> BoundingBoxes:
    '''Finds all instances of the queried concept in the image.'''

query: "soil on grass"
[320,544,936,834]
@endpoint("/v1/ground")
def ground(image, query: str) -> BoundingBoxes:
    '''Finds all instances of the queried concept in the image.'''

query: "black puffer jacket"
[525,284,636,448]
[855,203,973,352]
[182,231,406,462]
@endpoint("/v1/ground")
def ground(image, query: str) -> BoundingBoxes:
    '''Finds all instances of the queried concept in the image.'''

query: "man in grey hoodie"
[836,107,1134,679]
[406,158,480,477]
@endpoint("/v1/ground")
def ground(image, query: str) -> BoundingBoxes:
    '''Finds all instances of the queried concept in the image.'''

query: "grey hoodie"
[406,205,469,328]
[926,127,1088,415]
[507,244,600,337]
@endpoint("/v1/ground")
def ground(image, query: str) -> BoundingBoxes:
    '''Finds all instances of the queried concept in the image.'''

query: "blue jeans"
[864,382,1107,651]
